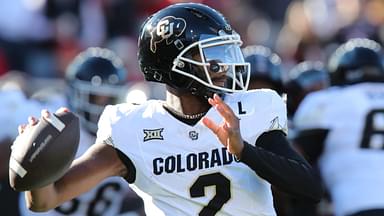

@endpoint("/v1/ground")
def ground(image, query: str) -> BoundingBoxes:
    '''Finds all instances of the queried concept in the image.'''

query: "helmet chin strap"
[167,63,226,100]
[188,79,224,100]
[182,64,221,100]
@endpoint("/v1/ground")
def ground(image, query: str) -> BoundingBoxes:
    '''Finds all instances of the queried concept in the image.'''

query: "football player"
[284,61,331,216]
[16,3,322,216]
[285,61,330,119]
[242,45,284,95]
[293,38,384,216]
[17,48,145,216]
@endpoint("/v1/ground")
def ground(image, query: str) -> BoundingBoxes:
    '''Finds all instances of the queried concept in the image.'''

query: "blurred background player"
[293,38,384,216]
[284,61,331,216]
[242,45,285,95]
[284,61,330,120]
[17,47,145,216]
[65,47,128,134]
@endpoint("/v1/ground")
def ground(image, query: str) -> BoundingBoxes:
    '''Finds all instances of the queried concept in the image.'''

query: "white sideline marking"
[45,114,65,132]
[10,157,27,178]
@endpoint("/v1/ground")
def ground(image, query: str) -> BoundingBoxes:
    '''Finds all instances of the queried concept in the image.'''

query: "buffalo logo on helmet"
[150,16,186,53]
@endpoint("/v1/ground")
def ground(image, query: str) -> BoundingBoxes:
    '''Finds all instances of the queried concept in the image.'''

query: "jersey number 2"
[190,172,231,216]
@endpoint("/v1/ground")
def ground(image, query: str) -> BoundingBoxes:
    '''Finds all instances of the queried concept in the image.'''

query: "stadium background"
[1,0,384,215]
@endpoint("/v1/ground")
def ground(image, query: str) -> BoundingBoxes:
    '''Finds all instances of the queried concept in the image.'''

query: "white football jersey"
[96,89,287,216]
[293,83,384,216]
[18,100,138,216]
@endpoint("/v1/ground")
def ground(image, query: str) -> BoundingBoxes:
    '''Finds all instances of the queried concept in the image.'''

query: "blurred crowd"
[2,0,384,216]
[1,0,383,80]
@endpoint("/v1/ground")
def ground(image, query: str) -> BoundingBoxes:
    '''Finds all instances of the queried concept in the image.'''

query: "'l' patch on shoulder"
[143,128,164,142]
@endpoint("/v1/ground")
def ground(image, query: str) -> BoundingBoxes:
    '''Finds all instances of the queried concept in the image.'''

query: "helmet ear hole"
[170,62,196,89]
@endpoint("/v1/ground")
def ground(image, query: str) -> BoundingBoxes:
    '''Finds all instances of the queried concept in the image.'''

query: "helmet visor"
[70,80,127,133]
[173,34,250,93]
[202,42,249,90]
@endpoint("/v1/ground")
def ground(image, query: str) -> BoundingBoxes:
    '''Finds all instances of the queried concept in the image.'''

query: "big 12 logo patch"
[150,16,186,53]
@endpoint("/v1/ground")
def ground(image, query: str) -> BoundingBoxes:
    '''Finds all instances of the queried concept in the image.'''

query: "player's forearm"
[240,130,323,202]
[25,183,59,212]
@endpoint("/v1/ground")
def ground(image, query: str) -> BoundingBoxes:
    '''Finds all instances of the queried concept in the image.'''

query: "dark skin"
[18,67,245,212]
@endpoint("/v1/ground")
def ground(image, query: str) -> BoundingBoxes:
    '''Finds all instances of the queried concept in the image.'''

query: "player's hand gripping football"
[10,107,79,191]
[17,107,69,135]
[202,94,244,159]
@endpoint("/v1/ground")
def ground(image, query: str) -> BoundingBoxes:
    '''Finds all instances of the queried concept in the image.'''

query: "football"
[9,111,80,191]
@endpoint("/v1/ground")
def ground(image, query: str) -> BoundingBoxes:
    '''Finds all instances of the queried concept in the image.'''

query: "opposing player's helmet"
[138,3,250,99]
[66,47,127,134]
[285,61,330,117]
[242,45,283,94]
[328,38,384,85]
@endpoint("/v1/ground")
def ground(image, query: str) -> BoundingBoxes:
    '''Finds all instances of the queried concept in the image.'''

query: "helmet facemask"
[69,79,127,134]
[172,33,250,98]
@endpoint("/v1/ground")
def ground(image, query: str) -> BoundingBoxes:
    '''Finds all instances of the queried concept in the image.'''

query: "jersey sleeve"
[96,103,139,147]
[96,103,139,183]
[239,90,288,145]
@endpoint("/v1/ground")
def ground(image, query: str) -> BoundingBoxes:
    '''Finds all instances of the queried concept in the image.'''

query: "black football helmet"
[138,3,250,99]
[66,47,127,134]
[285,61,330,117]
[328,38,384,85]
[242,45,283,94]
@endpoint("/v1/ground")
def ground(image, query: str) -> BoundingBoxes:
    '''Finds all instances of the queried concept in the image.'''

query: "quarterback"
[16,3,322,216]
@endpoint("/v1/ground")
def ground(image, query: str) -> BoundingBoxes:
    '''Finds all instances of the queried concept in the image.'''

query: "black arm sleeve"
[240,130,324,203]
[293,129,329,164]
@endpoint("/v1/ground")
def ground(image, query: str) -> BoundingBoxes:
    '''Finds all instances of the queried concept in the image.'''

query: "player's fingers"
[208,94,233,116]
[28,116,38,126]
[56,107,69,114]
[203,117,228,146]
[208,96,229,119]
[18,124,26,134]
[202,117,220,134]
[41,109,50,119]
[213,94,234,115]
[214,103,230,120]
[212,95,238,125]
[208,97,217,106]
[223,122,241,138]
